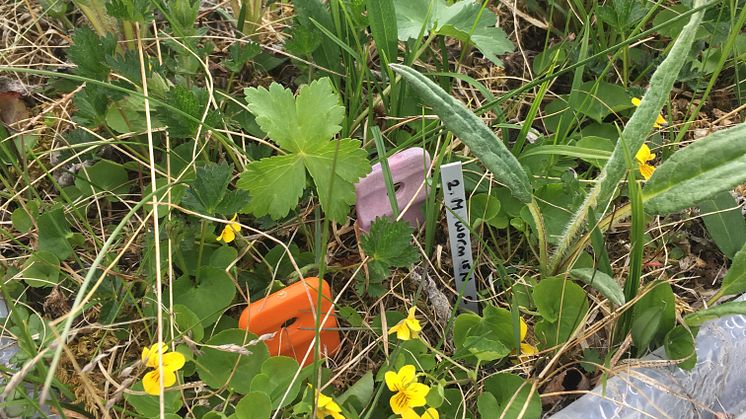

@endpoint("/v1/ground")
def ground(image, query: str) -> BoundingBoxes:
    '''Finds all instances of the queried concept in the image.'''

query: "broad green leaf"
[172,266,236,326]
[303,138,371,221]
[195,329,269,394]
[234,392,272,419]
[394,0,436,40]
[453,306,514,362]
[169,304,205,342]
[124,381,183,416]
[37,205,73,260]
[699,191,746,259]
[568,82,632,123]
[240,78,370,221]
[238,154,306,219]
[570,268,625,306]
[684,301,746,327]
[632,281,675,348]
[244,79,344,152]
[470,193,501,227]
[533,278,588,348]
[250,356,304,409]
[182,162,233,215]
[75,159,130,201]
[338,371,374,412]
[366,0,398,63]
[390,64,532,203]
[535,183,585,245]
[518,143,613,163]
[11,203,36,233]
[643,123,746,215]
[664,325,697,370]
[575,136,614,168]
[21,251,60,288]
[719,244,746,297]
[480,373,541,419]
[360,217,419,281]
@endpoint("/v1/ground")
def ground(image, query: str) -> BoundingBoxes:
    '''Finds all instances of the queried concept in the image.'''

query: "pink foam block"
[355,147,431,232]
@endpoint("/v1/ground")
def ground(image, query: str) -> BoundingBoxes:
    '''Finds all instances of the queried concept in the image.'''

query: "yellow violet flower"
[635,144,656,181]
[140,343,185,396]
[389,307,422,341]
[385,365,430,415]
[216,214,242,243]
[311,385,345,419]
[631,97,667,128]
[518,317,539,356]
[401,407,439,419]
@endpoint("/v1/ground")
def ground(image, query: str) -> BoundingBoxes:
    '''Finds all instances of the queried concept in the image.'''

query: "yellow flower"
[518,317,539,357]
[635,144,656,181]
[311,385,345,419]
[216,214,242,243]
[389,307,422,341]
[140,343,185,396]
[401,407,439,419]
[385,365,430,415]
[631,97,667,128]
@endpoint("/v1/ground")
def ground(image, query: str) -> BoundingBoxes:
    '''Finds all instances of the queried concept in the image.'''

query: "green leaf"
[632,281,675,348]
[225,42,261,73]
[366,0,398,63]
[570,268,625,306]
[250,356,304,409]
[11,204,35,233]
[664,325,697,370]
[74,159,131,201]
[360,217,419,280]
[699,191,746,259]
[338,371,374,412]
[480,373,541,419]
[21,251,60,288]
[394,0,435,40]
[240,78,370,221]
[234,392,272,419]
[106,0,153,22]
[68,27,116,80]
[533,278,589,348]
[124,381,183,416]
[642,123,746,215]
[684,301,746,327]
[238,154,306,219]
[169,304,205,342]
[159,86,219,138]
[172,266,236,326]
[182,162,233,215]
[195,329,269,394]
[453,306,514,362]
[390,64,532,203]
[73,85,112,127]
[37,205,73,260]
[568,81,632,123]
[719,244,746,297]
[470,193,501,227]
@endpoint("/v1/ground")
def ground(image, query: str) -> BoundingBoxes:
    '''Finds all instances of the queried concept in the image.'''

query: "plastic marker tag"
[440,161,478,312]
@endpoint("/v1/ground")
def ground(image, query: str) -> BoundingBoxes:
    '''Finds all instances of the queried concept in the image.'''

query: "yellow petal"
[407,307,417,319]
[390,392,411,415]
[520,342,539,356]
[400,409,420,419]
[405,318,422,333]
[162,351,186,372]
[423,408,439,419]
[397,365,417,387]
[230,214,238,222]
[142,370,162,395]
[631,97,642,107]
[654,114,668,128]
[142,343,167,368]
[231,222,242,233]
[331,412,345,419]
[519,318,527,342]
[635,144,654,163]
[396,324,412,341]
[404,383,430,407]
[220,226,236,243]
[639,163,655,181]
[385,371,400,392]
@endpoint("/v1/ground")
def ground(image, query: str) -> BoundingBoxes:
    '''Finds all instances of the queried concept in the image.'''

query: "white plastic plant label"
[440,161,479,312]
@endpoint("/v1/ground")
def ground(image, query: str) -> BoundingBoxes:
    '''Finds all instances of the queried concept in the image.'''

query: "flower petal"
[221,226,236,243]
[396,324,412,341]
[519,318,528,342]
[635,144,653,163]
[231,222,242,233]
[142,370,162,395]
[397,365,417,387]
[162,351,186,372]
[520,342,539,356]
[400,409,420,419]
[390,392,411,415]
[142,343,167,368]
[423,408,439,419]
[631,97,642,107]
[404,382,430,406]
[406,318,422,333]
[385,371,400,392]
[654,114,668,128]
[639,163,655,181]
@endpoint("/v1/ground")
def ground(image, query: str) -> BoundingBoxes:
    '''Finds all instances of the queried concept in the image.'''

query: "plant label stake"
[238,277,341,366]
[355,147,431,232]
[440,161,479,312]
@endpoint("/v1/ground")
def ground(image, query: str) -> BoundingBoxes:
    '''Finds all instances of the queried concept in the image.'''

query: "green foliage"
[225,42,261,73]
[700,191,746,259]
[172,266,236,326]
[124,381,184,416]
[391,64,532,203]
[718,244,746,297]
[21,251,61,288]
[684,301,746,327]
[37,205,74,260]
[250,356,306,408]
[360,217,419,284]
[453,306,514,362]
[643,123,746,215]
[631,281,675,350]
[664,325,697,370]
[68,27,116,80]
[239,78,370,221]
[570,268,625,306]
[182,162,249,216]
[75,159,131,201]
[366,0,398,64]
[533,278,589,349]
[158,86,221,138]
[195,329,269,394]
[106,0,153,22]
[478,373,541,419]
[234,392,272,419]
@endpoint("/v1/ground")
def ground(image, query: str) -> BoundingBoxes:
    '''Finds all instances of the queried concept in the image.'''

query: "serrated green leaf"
[225,42,261,73]
[244,79,344,152]
[182,162,233,215]
[664,325,697,370]
[68,27,116,80]
[106,0,153,22]
[685,301,746,327]
[304,138,370,221]
[159,86,219,138]
[570,268,625,306]
[360,217,419,280]
[699,191,746,259]
[643,123,746,214]
[73,85,112,127]
[719,244,746,297]
[237,154,306,219]
[390,64,531,203]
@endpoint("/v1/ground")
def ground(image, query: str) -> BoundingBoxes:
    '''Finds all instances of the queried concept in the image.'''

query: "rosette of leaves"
[238,78,371,221]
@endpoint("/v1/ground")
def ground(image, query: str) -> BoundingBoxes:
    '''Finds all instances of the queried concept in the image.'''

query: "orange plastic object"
[238,277,341,366]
